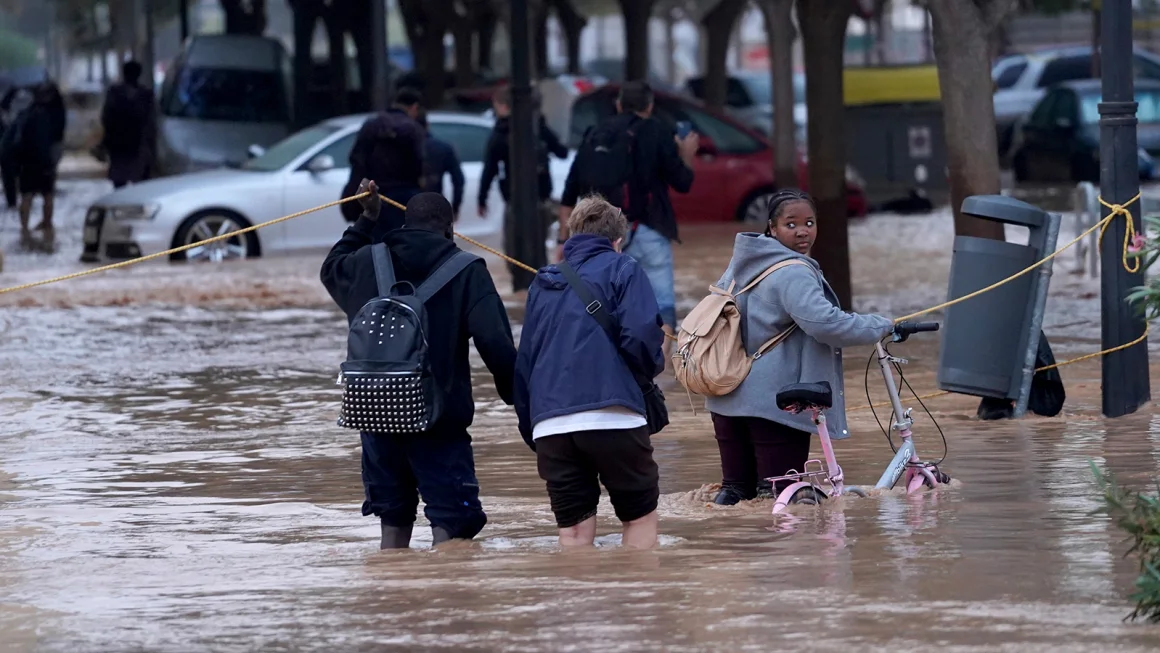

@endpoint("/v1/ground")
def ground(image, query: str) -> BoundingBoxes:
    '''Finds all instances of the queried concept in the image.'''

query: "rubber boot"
[431,526,453,547]
[379,523,413,550]
[713,484,751,506]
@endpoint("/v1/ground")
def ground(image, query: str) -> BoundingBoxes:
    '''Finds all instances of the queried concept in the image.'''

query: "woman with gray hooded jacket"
[705,189,894,505]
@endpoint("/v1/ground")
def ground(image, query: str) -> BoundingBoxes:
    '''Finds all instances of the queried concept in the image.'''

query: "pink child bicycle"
[768,321,951,514]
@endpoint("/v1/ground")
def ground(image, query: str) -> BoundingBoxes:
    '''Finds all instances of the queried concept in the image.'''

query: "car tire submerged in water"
[739,188,776,224]
[171,211,259,262]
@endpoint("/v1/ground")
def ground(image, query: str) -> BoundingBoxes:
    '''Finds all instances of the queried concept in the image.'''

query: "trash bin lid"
[961,194,1047,228]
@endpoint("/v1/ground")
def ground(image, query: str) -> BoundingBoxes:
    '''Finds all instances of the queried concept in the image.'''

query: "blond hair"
[567,195,628,242]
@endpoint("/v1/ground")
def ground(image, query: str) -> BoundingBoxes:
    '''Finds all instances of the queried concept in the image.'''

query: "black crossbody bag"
[557,260,669,435]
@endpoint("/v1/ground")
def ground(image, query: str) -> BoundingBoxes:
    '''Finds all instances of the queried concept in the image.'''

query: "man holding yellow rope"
[321,179,518,549]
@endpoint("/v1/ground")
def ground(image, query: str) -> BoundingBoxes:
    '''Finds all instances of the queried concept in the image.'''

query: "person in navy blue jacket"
[514,195,666,549]
[416,111,465,218]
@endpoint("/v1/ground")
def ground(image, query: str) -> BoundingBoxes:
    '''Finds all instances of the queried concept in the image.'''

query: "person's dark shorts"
[535,426,659,528]
[19,165,55,195]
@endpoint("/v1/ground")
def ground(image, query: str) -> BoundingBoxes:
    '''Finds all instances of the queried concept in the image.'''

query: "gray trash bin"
[937,195,1060,413]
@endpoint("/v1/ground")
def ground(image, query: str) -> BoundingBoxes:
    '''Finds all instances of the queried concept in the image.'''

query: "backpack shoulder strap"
[557,260,617,338]
[737,259,811,296]
[415,250,480,303]
[371,243,396,296]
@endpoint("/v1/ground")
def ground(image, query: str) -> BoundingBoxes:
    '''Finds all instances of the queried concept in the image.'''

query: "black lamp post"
[1099,0,1150,417]
[370,0,389,111]
[507,0,545,290]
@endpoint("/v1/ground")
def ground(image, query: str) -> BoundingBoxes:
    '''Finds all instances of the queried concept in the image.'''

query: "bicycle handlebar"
[892,321,940,342]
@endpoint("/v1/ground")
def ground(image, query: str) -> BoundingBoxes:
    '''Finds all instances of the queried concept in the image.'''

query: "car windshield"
[1080,89,1160,124]
[242,124,340,171]
[163,67,288,123]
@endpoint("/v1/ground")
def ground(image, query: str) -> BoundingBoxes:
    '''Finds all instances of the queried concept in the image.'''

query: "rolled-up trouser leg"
[360,432,420,529]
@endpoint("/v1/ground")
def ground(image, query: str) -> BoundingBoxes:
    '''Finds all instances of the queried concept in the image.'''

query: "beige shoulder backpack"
[672,259,809,397]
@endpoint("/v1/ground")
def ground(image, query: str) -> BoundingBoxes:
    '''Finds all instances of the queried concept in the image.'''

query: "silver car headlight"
[110,204,160,221]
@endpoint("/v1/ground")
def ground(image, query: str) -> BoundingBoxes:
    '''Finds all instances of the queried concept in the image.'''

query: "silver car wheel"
[744,192,774,224]
[182,215,248,263]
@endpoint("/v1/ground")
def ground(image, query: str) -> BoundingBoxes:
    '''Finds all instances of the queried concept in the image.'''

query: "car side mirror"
[697,136,718,157]
[307,154,336,174]
[247,144,265,159]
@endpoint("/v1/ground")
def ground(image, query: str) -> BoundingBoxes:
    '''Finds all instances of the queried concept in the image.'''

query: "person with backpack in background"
[559,81,698,357]
[697,189,893,505]
[101,61,156,189]
[320,180,518,550]
[514,196,667,549]
[478,86,569,295]
[417,111,465,220]
[339,88,425,229]
[14,82,67,251]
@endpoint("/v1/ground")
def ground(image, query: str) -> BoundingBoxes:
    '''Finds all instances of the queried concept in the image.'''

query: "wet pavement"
[2,187,1160,651]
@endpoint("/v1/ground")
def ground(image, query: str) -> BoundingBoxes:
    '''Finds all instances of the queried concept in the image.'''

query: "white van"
[155,35,292,176]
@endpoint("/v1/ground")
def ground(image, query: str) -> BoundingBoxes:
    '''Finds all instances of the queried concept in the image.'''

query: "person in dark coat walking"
[0,86,34,210]
[15,82,67,250]
[339,88,425,228]
[514,195,666,549]
[417,111,465,219]
[100,61,156,189]
[478,86,569,295]
[320,181,518,550]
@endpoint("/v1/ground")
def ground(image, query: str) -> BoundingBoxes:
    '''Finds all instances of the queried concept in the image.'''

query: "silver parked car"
[81,112,575,263]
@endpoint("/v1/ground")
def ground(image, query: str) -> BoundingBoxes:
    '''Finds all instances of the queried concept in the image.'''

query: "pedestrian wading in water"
[321,181,517,549]
[515,195,666,549]
[705,189,894,505]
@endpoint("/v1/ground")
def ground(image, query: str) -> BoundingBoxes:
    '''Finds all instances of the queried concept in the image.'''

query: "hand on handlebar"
[892,320,940,343]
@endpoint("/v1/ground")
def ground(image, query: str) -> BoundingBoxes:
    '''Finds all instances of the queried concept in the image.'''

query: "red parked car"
[568,85,869,223]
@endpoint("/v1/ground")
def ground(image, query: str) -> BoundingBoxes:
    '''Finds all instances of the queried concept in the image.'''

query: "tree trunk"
[701,0,748,111]
[760,0,799,188]
[533,2,549,79]
[1091,5,1101,77]
[861,15,872,66]
[399,0,451,108]
[928,0,1020,240]
[798,0,854,308]
[873,0,888,64]
[619,0,656,82]
[324,14,349,115]
[453,5,476,89]
[478,8,497,72]
[291,5,315,128]
[220,0,267,35]
[552,0,586,75]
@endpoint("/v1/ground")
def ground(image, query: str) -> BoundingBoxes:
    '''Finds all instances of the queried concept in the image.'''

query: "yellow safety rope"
[893,192,1142,324]
[0,191,542,296]
[377,194,539,275]
[0,193,370,296]
[849,323,1152,412]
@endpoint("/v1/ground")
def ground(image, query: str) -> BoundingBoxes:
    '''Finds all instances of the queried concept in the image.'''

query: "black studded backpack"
[337,243,479,433]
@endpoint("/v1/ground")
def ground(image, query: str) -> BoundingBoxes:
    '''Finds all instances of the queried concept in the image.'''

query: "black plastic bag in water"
[977,331,1066,420]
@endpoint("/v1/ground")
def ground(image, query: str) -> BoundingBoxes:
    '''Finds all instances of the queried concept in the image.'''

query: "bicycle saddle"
[776,381,833,411]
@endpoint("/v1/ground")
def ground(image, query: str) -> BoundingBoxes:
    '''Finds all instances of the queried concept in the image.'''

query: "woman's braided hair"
[764,188,816,236]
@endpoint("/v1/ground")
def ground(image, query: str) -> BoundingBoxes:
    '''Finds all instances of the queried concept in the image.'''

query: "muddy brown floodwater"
[2,213,1160,652]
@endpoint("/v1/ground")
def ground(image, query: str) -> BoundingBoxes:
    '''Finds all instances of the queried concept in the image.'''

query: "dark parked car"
[1011,79,1160,183]
[569,84,868,223]
[993,46,1160,161]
